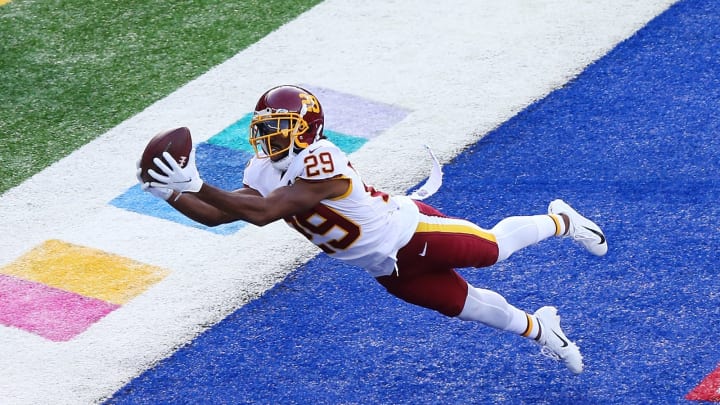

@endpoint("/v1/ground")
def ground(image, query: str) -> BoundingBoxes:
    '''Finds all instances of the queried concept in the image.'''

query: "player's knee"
[374,275,466,317]
[456,287,512,329]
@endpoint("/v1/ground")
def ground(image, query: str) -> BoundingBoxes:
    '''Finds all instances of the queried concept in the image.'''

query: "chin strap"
[270,147,295,171]
[409,145,444,200]
[272,125,317,172]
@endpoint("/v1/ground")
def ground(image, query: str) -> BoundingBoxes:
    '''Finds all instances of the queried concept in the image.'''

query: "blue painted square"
[110,184,246,235]
[110,143,252,235]
[195,143,251,190]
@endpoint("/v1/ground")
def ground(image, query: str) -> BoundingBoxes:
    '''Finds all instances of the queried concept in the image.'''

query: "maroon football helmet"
[249,85,324,169]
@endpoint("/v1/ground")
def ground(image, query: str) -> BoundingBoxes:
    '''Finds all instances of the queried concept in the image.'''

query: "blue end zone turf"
[106,0,720,402]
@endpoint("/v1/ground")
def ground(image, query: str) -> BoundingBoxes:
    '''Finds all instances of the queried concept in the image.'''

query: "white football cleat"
[534,306,584,374]
[549,199,608,256]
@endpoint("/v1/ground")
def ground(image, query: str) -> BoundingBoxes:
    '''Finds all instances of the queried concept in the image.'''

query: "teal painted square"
[324,129,366,154]
[209,114,367,155]
[207,113,254,153]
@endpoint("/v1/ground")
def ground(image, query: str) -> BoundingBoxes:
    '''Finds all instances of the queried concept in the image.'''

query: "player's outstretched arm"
[146,147,349,227]
[143,149,264,226]
[193,177,348,227]
[167,186,263,227]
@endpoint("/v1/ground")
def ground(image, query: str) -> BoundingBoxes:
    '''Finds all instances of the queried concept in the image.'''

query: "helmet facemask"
[250,109,310,170]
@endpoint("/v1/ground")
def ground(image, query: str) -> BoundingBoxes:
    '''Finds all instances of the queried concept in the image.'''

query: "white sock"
[491,215,558,262]
[521,313,542,340]
[457,285,529,334]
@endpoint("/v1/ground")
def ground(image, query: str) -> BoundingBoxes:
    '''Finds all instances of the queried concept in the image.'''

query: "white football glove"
[135,160,173,201]
[148,148,204,193]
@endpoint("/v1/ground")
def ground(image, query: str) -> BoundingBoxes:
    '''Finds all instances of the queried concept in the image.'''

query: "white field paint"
[0,1,676,403]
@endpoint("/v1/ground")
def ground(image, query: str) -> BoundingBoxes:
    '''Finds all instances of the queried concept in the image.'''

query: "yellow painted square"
[0,239,169,305]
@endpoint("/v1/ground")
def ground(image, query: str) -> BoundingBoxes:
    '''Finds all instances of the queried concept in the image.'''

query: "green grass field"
[0,0,321,194]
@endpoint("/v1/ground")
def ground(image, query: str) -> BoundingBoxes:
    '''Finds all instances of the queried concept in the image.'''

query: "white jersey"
[242,139,419,277]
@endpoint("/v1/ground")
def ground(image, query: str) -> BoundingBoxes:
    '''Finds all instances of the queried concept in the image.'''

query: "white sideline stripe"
[0,1,676,403]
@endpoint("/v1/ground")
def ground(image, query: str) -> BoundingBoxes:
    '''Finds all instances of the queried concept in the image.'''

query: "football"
[139,127,193,183]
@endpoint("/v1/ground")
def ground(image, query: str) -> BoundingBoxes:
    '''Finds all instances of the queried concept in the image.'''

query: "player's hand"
[136,161,173,201]
[148,148,204,193]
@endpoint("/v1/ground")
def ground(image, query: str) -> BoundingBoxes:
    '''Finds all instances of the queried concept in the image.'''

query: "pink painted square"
[0,274,119,341]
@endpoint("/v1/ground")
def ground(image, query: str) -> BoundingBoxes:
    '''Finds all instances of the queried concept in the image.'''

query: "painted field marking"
[0,275,119,342]
[0,239,169,341]
[687,363,720,402]
[110,85,409,233]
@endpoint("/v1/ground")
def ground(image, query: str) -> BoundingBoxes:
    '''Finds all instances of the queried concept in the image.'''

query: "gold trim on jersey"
[329,176,353,201]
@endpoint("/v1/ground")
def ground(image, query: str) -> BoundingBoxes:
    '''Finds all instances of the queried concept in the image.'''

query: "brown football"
[139,127,193,183]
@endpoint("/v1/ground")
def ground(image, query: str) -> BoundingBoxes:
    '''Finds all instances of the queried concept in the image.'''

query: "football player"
[139,84,608,374]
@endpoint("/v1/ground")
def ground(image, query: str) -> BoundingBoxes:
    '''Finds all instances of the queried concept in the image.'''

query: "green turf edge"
[0,0,323,194]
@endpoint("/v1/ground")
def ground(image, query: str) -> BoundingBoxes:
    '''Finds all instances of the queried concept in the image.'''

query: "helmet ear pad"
[295,121,323,149]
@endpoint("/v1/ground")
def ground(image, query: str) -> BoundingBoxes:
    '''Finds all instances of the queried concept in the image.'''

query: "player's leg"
[412,200,606,267]
[375,268,583,373]
[410,201,501,268]
[492,200,608,260]
[375,268,468,316]
[458,283,583,374]
[456,283,530,331]
[409,209,563,268]
[376,266,530,335]
[412,201,567,267]
[491,214,564,262]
